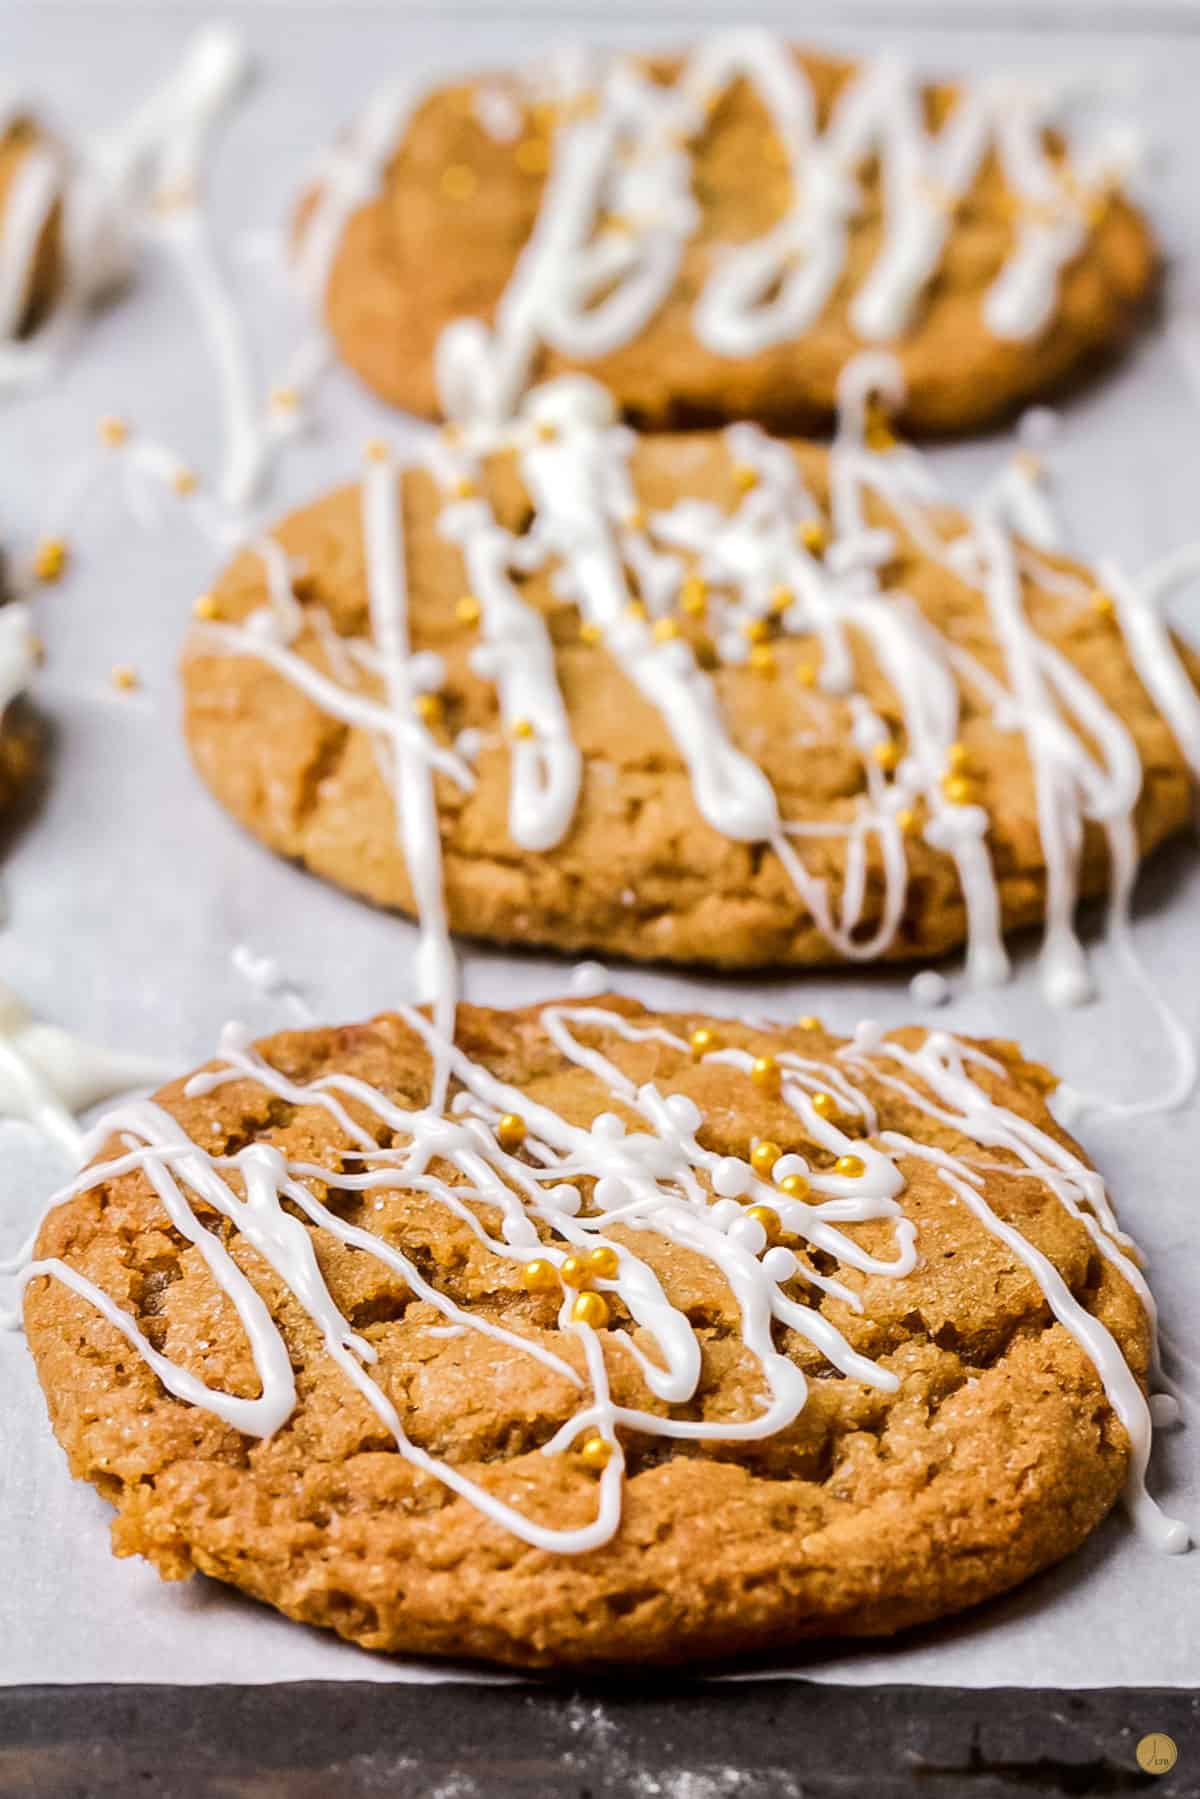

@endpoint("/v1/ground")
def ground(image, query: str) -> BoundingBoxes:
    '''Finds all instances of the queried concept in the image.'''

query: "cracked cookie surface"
[181,434,1196,972]
[25,998,1148,1668]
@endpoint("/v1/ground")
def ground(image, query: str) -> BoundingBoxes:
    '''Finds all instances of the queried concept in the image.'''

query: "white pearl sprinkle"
[727,1215,767,1254]
[762,1246,798,1283]
[712,1156,751,1198]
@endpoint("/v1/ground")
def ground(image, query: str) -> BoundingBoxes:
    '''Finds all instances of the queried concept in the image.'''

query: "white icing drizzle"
[838,1026,1187,1552]
[418,31,1133,425]
[0,28,254,449]
[0,979,169,1170]
[14,1004,1185,1555]
[361,449,457,1080]
[230,944,312,1022]
[0,602,35,722]
[190,360,1200,1078]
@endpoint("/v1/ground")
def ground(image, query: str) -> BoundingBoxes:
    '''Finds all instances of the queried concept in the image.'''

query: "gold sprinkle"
[748,644,776,675]
[580,1434,613,1470]
[794,660,818,689]
[522,1258,559,1293]
[515,137,550,177]
[414,693,442,726]
[811,1092,838,1121]
[942,774,977,807]
[440,162,478,201]
[652,617,681,642]
[751,1055,780,1093]
[798,1015,821,1032]
[571,1291,610,1329]
[451,475,478,500]
[690,1026,720,1059]
[98,415,129,448]
[746,1203,780,1237]
[834,1153,866,1179]
[33,537,68,583]
[769,584,794,616]
[778,1172,810,1201]
[560,1254,590,1290]
[1092,589,1116,620]
[798,519,827,555]
[172,467,198,496]
[731,463,759,495]
[496,1112,527,1151]
[872,740,901,773]
[750,1140,782,1178]
[625,599,648,622]
[945,741,971,774]
[365,438,390,464]
[270,385,300,413]
[680,575,708,616]
[511,716,535,740]
[193,592,221,621]
[535,419,558,443]
[455,594,482,627]
[864,397,896,452]
[743,616,772,645]
[895,807,917,835]
[111,664,139,692]
[579,622,603,646]
[587,1245,619,1280]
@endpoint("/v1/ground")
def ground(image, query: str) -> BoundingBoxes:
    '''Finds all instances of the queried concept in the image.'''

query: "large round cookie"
[304,33,1157,434]
[181,387,1200,984]
[24,998,1165,1667]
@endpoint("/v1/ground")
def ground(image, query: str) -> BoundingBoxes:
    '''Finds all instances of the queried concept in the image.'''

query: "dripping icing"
[15,1002,1187,1555]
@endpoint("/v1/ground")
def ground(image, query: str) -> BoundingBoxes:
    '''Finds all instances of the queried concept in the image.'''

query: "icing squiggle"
[16,1004,1187,1554]
[0,602,35,729]
[0,28,263,510]
[0,977,170,1292]
[418,31,1136,425]
[189,360,1200,1078]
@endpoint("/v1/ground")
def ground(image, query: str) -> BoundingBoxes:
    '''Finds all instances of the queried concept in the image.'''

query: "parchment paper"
[1,0,1198,1688]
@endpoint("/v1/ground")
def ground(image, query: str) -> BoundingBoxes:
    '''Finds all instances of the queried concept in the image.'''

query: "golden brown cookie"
[180,403,1200,982]
[24,997,1167,1667]
[0,113,64,340]
[304,36,1157,434]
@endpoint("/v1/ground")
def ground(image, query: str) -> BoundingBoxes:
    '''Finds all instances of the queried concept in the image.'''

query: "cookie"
[0,110,65,342]
[23,997,1180,1668]
[0,602,39,817]
[299,31,1157,434]
[181,371,1200,996]
[0,29,250,395]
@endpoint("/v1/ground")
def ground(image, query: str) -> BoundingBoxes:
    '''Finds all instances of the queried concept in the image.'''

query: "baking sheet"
[1,0,1199,1689]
